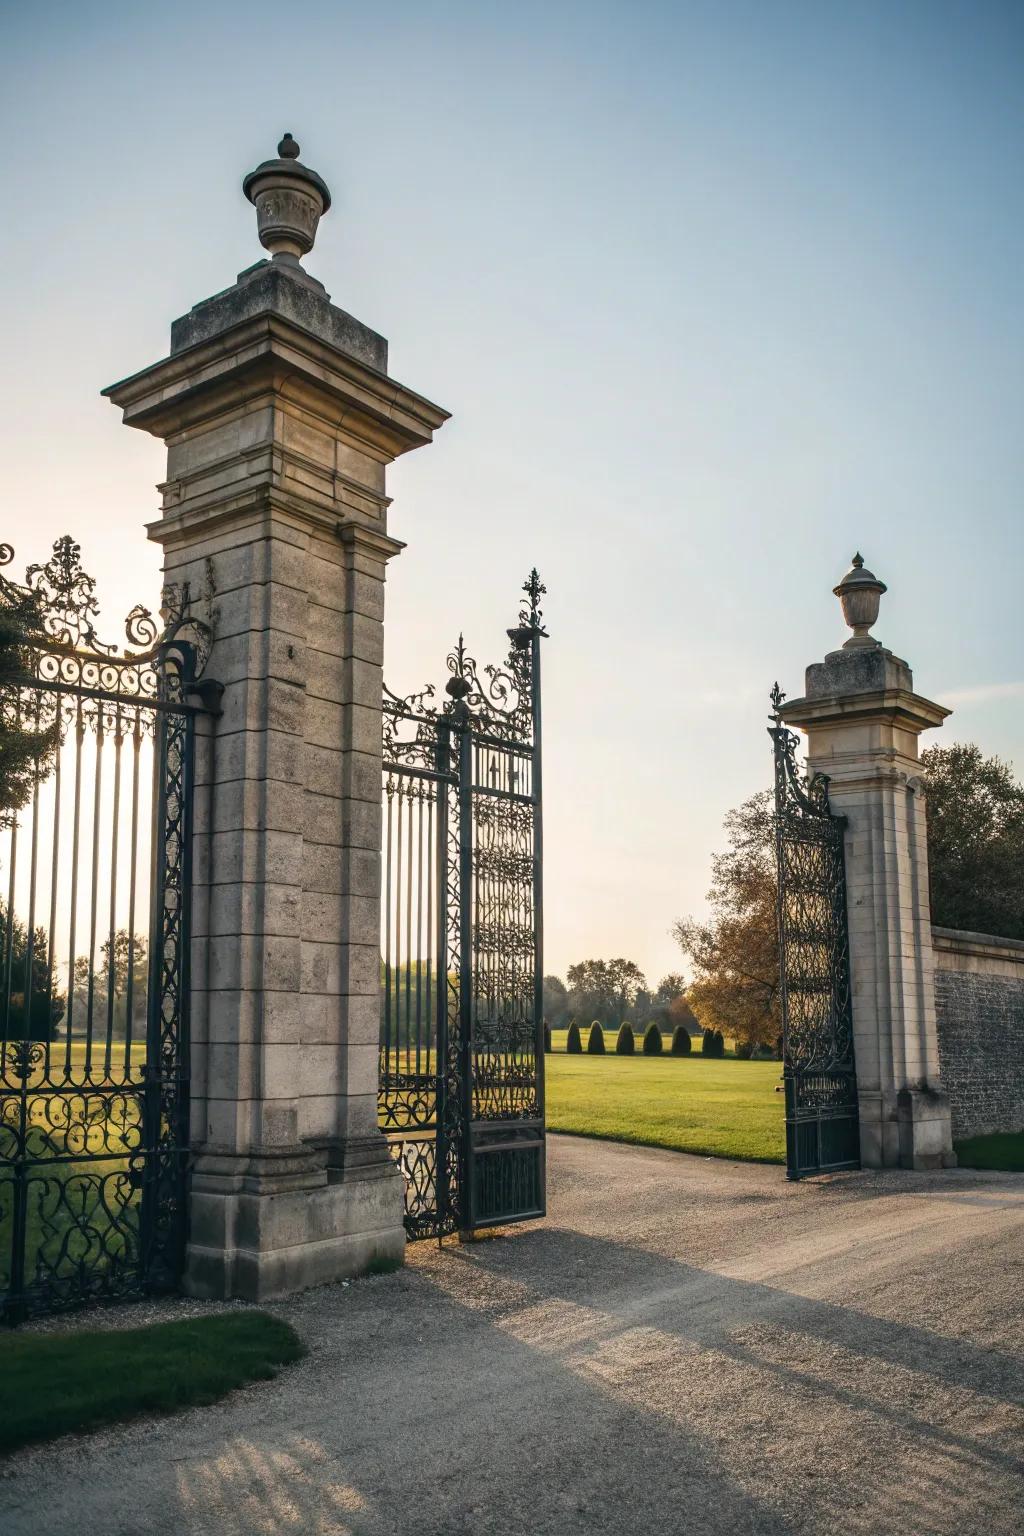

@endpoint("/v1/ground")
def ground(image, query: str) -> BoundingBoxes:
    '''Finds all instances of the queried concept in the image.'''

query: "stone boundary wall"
[932,926,1024,1140]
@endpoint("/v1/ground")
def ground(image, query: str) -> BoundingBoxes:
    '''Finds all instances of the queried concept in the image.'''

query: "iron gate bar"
[0,537,216,1322]
[770,683,860,1181]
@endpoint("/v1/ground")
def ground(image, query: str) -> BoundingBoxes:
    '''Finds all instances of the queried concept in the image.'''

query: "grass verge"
[0,1311,303,1454]
[546,1052,785,1163]
[954,1131,1024,1172]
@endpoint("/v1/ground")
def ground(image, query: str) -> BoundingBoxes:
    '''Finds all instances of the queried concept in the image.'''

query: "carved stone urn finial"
[242,132,332,267]
[833,552,887,649]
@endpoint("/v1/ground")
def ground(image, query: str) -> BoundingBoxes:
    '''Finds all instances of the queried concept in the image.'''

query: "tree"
[670,1024,691,1056]
[586,1022,605,1054]
[72,930,149,1035]
[566,957,647,1025]
[542,974,570,1027]
[0,903,65,1042]
[642,1021,663,1055]
[674,791,779,1052]
[921,744,1024,940]
[565,1020,583,1054]
[673,747,1024,1054]
[566,959,614,1024]
[607,958,647,1020]
[0,579,58,831]
[654,974,687,1006]
[667,993,699,1036]
[615,1023,635,1055]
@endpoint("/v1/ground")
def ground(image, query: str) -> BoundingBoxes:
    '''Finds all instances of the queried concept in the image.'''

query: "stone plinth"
[103,146,449,1298]
[781,642,957,1171]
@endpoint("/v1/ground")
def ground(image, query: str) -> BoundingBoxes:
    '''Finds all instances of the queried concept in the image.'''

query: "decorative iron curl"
[125,604,159,648]
[2,536,216,692]
[25,536,112,653]
[769,681,833,821]
[384,569,546,751]
[382,680,439,766]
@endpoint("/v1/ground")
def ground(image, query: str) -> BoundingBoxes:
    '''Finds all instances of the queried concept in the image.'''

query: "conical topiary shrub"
[714,1029,726,1057]
[566,1019,583,1054]
[615,1022,635,1055]
[670,1024,692,1056]
[587,1021,605,1054]
[642,1021,663,1055]
[544,1021,552,1053]
[701,1027,715,1055]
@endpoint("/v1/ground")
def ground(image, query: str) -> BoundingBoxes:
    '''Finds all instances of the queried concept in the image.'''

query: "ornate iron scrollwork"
[769,682,859,1180]
[380,570,546,1237]
[0,536,219,1320]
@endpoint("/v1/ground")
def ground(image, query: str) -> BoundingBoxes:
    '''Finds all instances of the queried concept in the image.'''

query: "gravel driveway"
[4,1136,1023,1536]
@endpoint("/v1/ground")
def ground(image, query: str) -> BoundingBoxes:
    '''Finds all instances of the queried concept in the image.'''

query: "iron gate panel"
[770,684,859,1180]
[380,573,546,1237]
[0,538,214,1321]
[380,702,460,1239]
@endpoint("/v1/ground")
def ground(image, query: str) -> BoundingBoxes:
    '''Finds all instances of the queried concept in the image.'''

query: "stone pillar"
[103,135,450,1298]
[780,555,957,1171]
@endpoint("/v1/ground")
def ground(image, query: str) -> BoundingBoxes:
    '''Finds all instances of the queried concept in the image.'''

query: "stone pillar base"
[184,1143,406,1301]
[858,1088,957,1171]
[897,1087,958,1171]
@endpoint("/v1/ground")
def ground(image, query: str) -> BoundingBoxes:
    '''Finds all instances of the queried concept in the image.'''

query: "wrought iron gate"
[380,572,546,1238]
[770,684,860,1180]
[0,538,214,1321]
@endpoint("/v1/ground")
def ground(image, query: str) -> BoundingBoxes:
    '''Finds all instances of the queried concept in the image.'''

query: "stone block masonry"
[933,928,1024,1139]
[103,135,450,1299]
[780,567,956,1171]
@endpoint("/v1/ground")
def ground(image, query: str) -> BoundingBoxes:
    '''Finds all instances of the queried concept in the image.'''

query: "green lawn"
[0,1312,303,1453]
[1,1058,146,1299]
[545,1049,785,1163]
[954,1131,1024,1172]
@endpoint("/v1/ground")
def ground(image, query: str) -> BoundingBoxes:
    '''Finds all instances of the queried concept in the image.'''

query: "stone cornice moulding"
[104,312,451,460]
[932,926,1024,969]
[147,486,405,559]
[156,442,393,522]
[780,686,951,736]
[336,519,406,562]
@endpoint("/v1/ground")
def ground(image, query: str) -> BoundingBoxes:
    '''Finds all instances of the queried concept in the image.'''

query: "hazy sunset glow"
[2,0,1021,981]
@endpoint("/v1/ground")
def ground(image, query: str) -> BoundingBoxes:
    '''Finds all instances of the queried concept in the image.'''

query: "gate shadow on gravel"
[440,1226,1024,1466]
[7,1221,1023,1536]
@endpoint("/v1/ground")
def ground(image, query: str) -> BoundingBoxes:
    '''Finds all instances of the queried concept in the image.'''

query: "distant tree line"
[543,960,698,1036]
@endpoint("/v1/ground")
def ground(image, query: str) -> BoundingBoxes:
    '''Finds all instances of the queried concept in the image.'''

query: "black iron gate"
[770,685,860,1180]
[380,572,546,1238]
[0,538,214,1321]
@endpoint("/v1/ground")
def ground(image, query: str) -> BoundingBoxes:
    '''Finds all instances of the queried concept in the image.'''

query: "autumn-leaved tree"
[674,745,1024,1050]
[673,791,779,1051]
[921,744,1024,940]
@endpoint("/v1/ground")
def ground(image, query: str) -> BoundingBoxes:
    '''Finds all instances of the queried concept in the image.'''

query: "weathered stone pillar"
[103,135,449,1297]
[780,556,957,1171]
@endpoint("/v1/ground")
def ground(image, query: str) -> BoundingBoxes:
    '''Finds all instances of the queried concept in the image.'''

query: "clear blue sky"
[2,0,1022,982]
